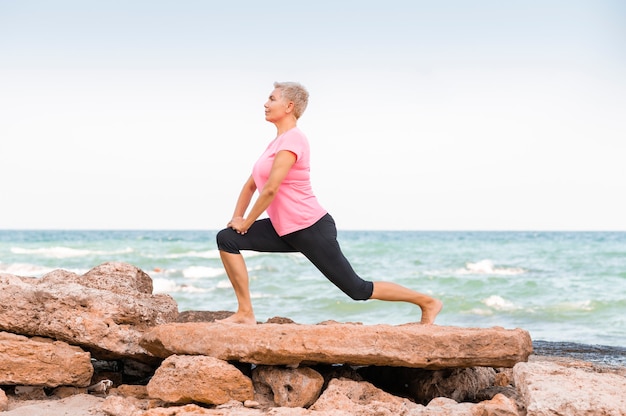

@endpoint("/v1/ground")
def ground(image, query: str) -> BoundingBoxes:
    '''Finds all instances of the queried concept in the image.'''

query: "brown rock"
[99,395,143,416]
[14,385,47,399]
[176,310,235,323]
[40,262,154,296]
[141,322,532,369]
[1,394,106,416]
[0,388,7,412]
[270,408,327,416]
[310,377,423,415]
[51,386,87,398]
[0,331,93,387]
[0,262,178,361]
[82,262,154,294]
[409,366,496,404]
[140,403,215,415]
[146,355,254,405]
[252,365,324,408]
[425,397,475,414]
[113,384,150,399]
[514,360,626,416]
[474,393,521,416]
[494,368,513,386]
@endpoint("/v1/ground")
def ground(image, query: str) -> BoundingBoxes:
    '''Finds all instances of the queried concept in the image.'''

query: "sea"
[1,230,624,349]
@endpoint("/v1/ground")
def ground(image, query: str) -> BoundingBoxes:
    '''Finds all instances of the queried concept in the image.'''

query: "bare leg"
[370,281,443,324]
[217,251,257,324]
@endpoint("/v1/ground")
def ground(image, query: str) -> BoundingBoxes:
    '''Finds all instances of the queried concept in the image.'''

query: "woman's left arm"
[231,150,296,234]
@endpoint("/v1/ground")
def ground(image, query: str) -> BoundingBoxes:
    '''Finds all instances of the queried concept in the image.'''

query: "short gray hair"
[273,81,309,119]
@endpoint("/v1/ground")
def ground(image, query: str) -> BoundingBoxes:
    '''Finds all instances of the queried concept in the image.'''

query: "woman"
[216,82,442,325]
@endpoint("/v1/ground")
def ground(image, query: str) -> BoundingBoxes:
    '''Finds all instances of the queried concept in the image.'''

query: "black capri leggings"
[216,213,374,301]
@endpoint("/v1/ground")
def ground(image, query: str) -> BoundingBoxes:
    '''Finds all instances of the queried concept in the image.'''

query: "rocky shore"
[1,262,625,415]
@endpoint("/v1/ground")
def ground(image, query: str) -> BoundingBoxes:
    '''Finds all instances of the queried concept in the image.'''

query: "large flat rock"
[141,322,532,369]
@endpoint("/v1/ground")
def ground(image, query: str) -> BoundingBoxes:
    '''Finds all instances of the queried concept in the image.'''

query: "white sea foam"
[460,260,525,276]
[466,295,520,316]
[153,278,209,294]
[11,246,133,259]
[251,292,275,299]
[482,295,518,311]
[0,262,86,277]
[467,308,494,316]
[0,262,56,277]
[159,250,221,259]
[182,266,224,279]
[216,279,234,289]
[152,250,263,260]
[551,300,595,312]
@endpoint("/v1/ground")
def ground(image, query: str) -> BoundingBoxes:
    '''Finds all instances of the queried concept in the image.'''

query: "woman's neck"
[275,118,297,136]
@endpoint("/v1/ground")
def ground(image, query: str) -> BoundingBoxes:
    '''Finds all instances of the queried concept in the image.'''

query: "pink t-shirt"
[251,127,327,236]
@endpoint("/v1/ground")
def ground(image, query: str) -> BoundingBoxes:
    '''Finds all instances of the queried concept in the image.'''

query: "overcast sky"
[1,0,625,230]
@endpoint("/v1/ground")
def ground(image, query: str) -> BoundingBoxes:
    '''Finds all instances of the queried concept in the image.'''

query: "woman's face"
[264,88,291,123]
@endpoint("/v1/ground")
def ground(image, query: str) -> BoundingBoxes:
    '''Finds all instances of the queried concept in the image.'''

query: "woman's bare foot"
[216,312,257,325]
[420,298,443,324]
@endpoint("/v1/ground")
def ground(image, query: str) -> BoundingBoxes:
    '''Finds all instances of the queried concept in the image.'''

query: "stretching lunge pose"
[216,82,442,325]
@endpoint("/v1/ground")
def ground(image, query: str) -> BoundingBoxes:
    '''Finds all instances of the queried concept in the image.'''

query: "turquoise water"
[1,230,624,347]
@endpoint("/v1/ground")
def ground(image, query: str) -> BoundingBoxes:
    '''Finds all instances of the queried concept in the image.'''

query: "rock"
[495,368,513,386]
[13,385,47,399]
[514,360,626,416]
[176,310,236,323]
[146,355,254,405]
[51,386,87,398]
[0,388,7,412]
[82,262,154,294]
[473,393,521,416]
[113,384,150,399]
[475,386,525,413]
[310,377,423,415]
[0,331,93,387]
[408,366,496,404]
[252,365,324,408]
[140,404,218,415]
[100,395,143,416]
[141,322,532,369]
[43,262,154,295]
[0,394,105,416]
[0,262,179,361]
[425,397,475,414]
[244,399,261,408]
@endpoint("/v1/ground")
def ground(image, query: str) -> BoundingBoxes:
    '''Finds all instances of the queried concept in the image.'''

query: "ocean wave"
[157,250,221,259]
[182,266,225,279]
[148,250,263,260]
[216,279,233,289]
[459,260,525,276]
[11,246,134,259]
[482,295,519,311]
[0,262,55,277]
[153,278,209,294]
[547,300,595,312]
[465,295,522,316]
[0,262,86,277]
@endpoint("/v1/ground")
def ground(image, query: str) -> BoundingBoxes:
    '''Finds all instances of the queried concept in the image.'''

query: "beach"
[1,230,624,347]
[1,258,625,415]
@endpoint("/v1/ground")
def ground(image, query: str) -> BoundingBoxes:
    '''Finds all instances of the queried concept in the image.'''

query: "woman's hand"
[228,216,249,234]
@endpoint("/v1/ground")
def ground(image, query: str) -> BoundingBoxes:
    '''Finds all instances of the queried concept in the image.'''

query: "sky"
[1,0,625,231]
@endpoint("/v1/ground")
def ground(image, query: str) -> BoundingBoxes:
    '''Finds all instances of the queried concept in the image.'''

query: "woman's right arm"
[228,175,257,227]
